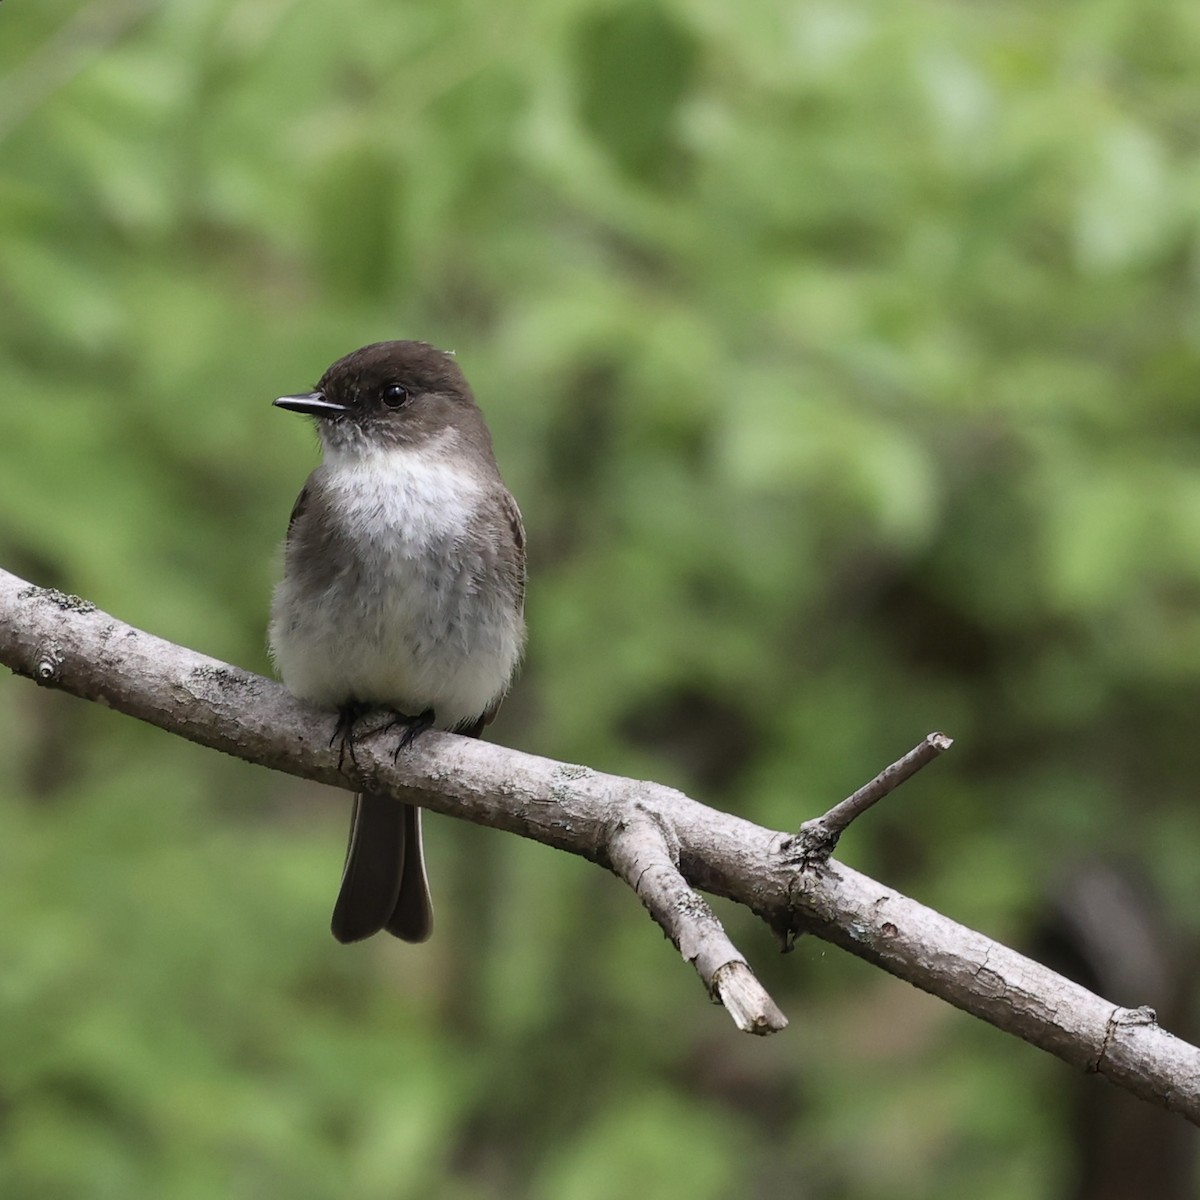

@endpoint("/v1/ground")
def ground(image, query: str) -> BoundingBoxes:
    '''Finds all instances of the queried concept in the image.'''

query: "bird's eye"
[382,383,409,408]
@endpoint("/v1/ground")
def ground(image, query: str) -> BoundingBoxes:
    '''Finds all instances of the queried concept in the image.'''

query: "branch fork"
[608,808,787,1034]
[782,731,954,870]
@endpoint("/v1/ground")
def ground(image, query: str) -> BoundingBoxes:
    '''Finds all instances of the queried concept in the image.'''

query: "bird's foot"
[331,702,374,774]
[331,704,436,773]
[379,707,436,762]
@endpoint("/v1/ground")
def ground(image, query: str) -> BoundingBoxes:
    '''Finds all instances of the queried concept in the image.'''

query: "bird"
[268,340,526,943]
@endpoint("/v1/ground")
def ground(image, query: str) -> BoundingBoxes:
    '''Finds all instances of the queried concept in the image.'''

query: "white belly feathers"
[269,445,521,730]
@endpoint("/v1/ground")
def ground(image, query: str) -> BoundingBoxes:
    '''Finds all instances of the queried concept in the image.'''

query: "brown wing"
[502,488,527,613]
[286,484,310,535]
[471,488,527,736]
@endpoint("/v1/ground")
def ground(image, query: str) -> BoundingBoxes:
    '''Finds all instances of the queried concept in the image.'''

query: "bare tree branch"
[2,566,1199,1122]
[608,811,788,1034]
[784,732,954,868]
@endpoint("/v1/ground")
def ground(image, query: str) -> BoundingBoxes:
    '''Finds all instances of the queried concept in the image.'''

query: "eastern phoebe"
[268,341,526,944]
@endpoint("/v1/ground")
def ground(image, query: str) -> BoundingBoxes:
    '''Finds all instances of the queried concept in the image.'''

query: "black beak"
[273,392,349,417]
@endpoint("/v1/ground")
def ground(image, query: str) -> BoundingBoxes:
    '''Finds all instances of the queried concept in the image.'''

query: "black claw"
[388,707,436,762]
[331,704,436,774]
[331,702,373,774]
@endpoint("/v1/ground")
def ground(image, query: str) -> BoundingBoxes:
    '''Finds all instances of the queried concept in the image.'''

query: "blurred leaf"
[574,1,697,183]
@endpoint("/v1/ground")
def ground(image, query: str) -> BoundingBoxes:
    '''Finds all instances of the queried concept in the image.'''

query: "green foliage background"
[3,0,1200,1196]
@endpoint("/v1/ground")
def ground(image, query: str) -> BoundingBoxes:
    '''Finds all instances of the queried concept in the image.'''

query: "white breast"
[269,443,523,729]
[324,442,484,549]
